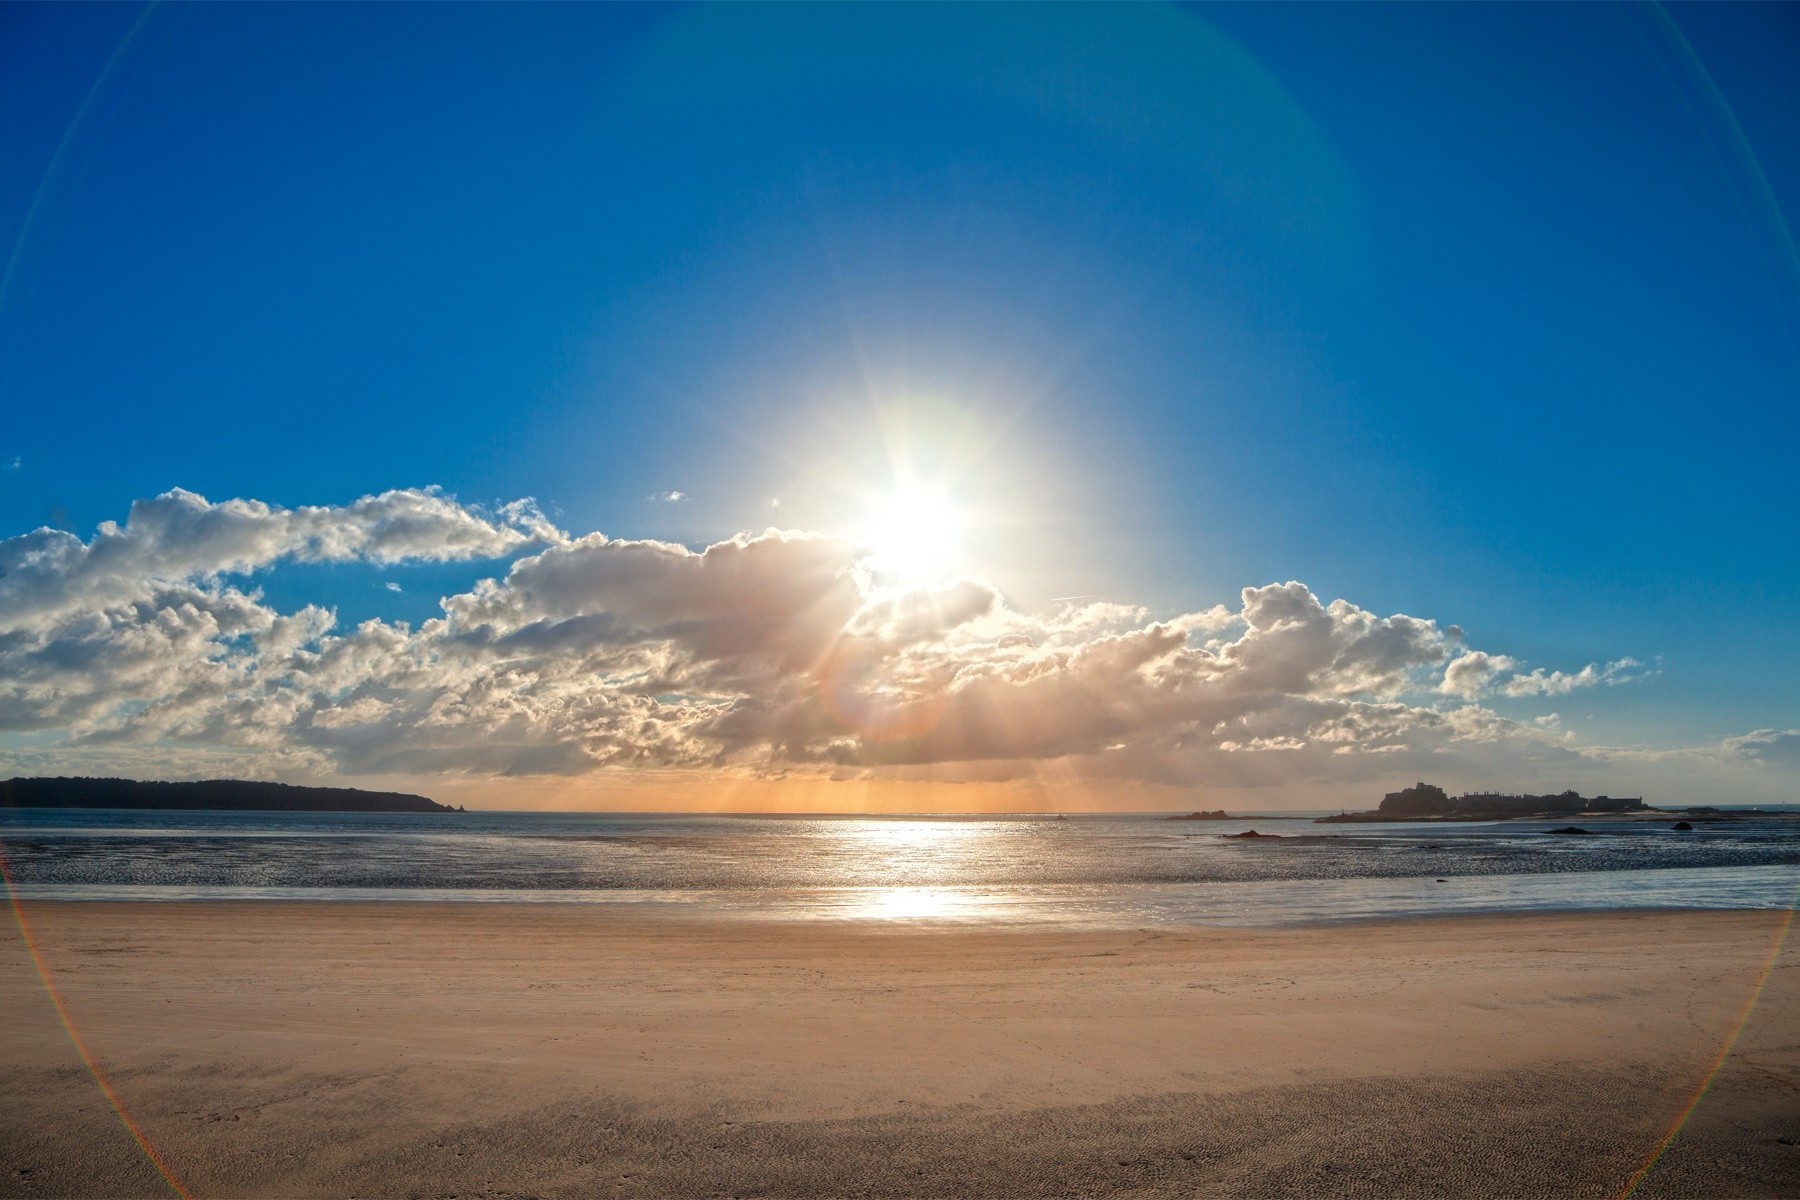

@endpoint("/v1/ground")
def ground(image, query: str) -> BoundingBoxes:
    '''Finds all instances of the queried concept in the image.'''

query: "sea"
[2,808,1797,929]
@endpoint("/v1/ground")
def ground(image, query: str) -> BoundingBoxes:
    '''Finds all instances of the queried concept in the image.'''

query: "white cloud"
[649,490,687,502]
[1439,651,1516,698]
[1722,728,1800,768]
[1501,657,1648,697]
[0,487,554,632]
[0,487,1724,794]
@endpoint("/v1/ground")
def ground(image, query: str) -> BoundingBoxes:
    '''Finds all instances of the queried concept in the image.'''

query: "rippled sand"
[2,903,1796,1197]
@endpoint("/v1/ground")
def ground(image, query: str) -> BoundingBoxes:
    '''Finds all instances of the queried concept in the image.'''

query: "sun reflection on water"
[840,817,978,854]
[829,819,1011,921]
[864,887,973,920]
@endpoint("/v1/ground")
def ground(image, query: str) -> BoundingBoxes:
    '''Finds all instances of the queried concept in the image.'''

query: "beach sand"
[1,903,1796,1198]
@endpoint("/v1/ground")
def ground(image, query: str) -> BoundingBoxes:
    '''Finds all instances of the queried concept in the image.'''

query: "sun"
[862,482,963,585]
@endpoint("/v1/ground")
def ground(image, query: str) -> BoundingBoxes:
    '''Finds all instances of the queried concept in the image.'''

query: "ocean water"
[2,808,1797,928]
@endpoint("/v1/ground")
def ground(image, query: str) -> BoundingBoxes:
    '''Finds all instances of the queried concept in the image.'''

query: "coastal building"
[1371,783,1646,821]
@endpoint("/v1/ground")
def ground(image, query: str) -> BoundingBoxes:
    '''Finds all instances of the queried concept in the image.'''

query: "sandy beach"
[1,903,1796,1198]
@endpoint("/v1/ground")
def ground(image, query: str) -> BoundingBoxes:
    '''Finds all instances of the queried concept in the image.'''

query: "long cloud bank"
[0,488,1775,792]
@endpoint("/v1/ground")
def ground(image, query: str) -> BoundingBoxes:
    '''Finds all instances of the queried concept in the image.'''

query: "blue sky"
[0,3,1795,808]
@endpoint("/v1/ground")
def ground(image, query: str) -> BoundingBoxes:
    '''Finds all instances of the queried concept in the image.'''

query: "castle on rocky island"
[1317,782,1647,823]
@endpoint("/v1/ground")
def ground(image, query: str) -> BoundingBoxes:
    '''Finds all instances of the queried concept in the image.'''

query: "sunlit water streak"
[3,809,1796,927]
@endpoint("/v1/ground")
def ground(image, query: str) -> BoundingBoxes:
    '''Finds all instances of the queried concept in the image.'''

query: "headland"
[0,776,459,813]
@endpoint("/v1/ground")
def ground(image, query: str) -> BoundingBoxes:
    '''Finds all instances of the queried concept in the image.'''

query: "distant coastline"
[0,776,459,813]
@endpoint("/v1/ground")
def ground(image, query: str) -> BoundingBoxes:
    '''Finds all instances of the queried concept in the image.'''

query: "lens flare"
[0,845,191,1199]
[1615,881,1800,1199]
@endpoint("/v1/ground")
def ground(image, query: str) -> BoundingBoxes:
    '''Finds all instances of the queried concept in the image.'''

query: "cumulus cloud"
[0,487,1700,790]
[0,487,554,631]
[1439,651,1516,698]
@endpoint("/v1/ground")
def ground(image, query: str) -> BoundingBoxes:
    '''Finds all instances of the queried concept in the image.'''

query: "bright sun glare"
[863,483,963,585]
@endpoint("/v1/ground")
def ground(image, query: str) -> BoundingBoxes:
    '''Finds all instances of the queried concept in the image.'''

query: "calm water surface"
[3,808,1796,928]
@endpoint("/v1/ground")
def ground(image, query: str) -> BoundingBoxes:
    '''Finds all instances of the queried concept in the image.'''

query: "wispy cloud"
[1722,728,1800,767]
[649,490,686,503]
[1437,651,1652,700]
[1501,658,1651,697]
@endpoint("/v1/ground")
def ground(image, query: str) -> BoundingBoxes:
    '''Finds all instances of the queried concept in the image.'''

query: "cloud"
[1722,728,1800,768]
[1439,651,1516,698]
[0,487,1706,791]
[0,487,555,632]
[1501,658,1648,697]
[649,490,686,502]
[1436,652,1652,701]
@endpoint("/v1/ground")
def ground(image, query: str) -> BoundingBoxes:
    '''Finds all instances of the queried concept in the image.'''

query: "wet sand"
[1,903,1796,1198]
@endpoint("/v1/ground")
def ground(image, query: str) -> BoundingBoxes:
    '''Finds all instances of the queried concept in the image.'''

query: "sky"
[0,2,1795,812]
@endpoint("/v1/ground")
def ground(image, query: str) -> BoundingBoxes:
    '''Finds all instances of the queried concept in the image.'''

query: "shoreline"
[13,894,1796,933]
[8,862,1797,931]
[4,903,1797,1197]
